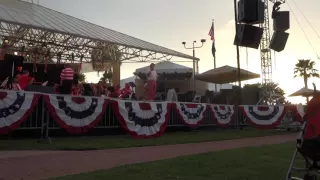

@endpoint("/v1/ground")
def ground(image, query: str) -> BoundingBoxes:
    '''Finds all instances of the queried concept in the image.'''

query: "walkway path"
[0,134,296,180]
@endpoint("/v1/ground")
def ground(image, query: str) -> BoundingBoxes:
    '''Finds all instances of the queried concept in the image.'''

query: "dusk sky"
[37,0,320,103]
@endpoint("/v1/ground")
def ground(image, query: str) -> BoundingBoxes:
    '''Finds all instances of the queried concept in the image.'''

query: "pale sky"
[38,0,320,104]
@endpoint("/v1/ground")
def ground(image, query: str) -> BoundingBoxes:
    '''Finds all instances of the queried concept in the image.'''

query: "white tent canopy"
[195,65,260,84]
[135,61,192,74]
[120,76,137,88]
[289,87,318,97]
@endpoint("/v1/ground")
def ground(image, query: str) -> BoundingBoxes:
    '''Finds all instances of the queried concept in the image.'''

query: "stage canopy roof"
[195,65,260,84]
[0,0,197,63]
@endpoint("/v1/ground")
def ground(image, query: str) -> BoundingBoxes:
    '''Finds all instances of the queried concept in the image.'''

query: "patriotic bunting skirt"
[0,90,40,134]
[0,90,306,138]
[111,100,171,138]
[175,102,207,127]
[43,94,108,134]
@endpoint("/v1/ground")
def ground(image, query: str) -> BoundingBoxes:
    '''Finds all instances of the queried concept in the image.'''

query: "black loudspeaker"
[269,31,289,52]
[234,24,264,49]
[256,0,265,24]
[273,11,290,31]
[238,0,264,24]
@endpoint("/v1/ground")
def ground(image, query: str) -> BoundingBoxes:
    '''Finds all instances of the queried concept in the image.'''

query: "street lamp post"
[182,39,206,89]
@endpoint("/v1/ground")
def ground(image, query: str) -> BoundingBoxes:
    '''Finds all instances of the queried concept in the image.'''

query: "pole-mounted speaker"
[269,31,289,52]
[238,0,265,24]
[234,24,264,49]
[273,11,290,31]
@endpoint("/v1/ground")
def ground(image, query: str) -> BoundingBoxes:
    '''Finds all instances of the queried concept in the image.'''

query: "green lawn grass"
[53,142,311,180]
[0,128,292,151]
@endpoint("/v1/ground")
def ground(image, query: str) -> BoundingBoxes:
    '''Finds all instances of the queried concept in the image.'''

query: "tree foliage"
[294,59,319,88]
[77,73,86,83]
[243,82,289,105]
[293,59,319,102]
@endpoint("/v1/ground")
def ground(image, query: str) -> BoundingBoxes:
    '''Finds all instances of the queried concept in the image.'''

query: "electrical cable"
[286,1,320,59]
[290,0,320,40]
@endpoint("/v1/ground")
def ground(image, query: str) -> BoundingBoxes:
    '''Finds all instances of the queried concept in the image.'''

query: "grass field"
[53,142,311,180]
[0,128,291,151]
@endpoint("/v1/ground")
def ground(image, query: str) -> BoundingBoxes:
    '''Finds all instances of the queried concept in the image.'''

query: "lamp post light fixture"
[182,39,206,89]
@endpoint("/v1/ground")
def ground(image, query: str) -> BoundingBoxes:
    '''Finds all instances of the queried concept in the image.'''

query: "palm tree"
[78,73,86,83]
[294,59,319,101]
[242,82,286,105]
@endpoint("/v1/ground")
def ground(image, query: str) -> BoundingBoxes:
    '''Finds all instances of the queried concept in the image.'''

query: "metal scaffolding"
[259,0,273,85]
[259,0,286,85]
[0,0,196,64]
[257,0,286,104]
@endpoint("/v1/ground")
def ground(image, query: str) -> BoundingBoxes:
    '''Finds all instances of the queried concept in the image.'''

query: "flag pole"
[212,19,217,92]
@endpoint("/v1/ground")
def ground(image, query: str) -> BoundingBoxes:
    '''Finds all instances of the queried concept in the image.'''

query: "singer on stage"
[146,63,157,100]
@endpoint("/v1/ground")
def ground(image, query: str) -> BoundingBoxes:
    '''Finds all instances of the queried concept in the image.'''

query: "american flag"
[209,21,216,58]
[208,23,215,41]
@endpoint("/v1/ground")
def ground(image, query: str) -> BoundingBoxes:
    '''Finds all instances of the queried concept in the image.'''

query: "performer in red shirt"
[119,83,132,99]
[18,71,34,90]
[114,84,121,97]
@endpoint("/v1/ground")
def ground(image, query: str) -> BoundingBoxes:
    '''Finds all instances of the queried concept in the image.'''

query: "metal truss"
[259,0,286,85]
[258,0,286,105]
[0,22,176,64]
[269,0,285,3]
[259,0,273,85]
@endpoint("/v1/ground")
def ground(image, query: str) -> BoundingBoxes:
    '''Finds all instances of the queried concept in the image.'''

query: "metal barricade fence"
[19,97,46,135]
[17,100,306,135]
[33,100,240,135]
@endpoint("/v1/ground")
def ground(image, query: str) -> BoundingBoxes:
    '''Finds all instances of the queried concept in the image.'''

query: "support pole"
[234,0,242,105]
[112,61,121,86]
[196,60,199,74]
[214,55,217,92]
[193,48,196,89]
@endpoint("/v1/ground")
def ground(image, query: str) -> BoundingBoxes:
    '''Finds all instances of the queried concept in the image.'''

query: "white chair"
[41,81,48,86]
[166,89,178,101]
[192,95,201,103]
[0,77,8,88]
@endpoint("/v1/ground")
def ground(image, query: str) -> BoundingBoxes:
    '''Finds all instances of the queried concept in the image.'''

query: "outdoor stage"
[0,90,304,139]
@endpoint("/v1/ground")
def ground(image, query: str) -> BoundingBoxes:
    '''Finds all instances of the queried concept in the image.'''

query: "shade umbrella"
[289,87,318,97]
[195,65,260,84]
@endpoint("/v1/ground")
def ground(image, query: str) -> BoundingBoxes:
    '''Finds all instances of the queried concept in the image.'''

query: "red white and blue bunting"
[295,105,305,122]
[209,105,234,127]
[175,103,207,127]
[0,91,40,134]
[1,89,308,135]
[112,100,170,138]
[43,95,108,134]
[239,105,286,128]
